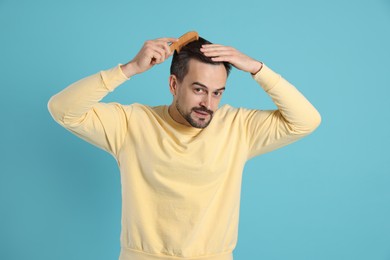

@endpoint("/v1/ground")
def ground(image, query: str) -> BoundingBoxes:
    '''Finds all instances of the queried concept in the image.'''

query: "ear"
[169,75,178,96]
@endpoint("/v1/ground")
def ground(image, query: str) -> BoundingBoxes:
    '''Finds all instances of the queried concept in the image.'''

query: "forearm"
[253,64,321,134]
[47,64,129,126]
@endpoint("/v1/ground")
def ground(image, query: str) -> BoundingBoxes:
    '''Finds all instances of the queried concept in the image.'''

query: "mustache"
[192,107,213,116]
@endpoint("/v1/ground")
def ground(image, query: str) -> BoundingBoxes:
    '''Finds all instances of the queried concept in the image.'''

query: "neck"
[168,103,191,127]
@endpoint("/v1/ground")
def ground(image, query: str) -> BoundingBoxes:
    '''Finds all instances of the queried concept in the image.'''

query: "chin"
[190,118,212,129]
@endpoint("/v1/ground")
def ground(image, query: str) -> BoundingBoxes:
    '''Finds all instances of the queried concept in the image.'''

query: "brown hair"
[170,37,232,82]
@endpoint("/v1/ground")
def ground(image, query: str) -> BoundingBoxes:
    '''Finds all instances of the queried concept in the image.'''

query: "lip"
[194,110,210,117]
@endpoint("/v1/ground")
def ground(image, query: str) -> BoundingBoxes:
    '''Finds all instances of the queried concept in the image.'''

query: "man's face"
[170,59,228,128]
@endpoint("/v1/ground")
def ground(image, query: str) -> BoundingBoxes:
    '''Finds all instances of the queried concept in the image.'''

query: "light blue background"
[1,0,389,259]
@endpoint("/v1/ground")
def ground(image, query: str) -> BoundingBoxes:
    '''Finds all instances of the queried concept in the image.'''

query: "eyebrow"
[192,82,226,91]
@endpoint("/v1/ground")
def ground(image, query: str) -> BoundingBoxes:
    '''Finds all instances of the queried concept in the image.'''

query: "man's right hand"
[121,37,178,78]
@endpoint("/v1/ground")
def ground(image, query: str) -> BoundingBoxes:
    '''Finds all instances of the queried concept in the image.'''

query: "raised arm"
[47,37,177,156]
[201,44,321,157]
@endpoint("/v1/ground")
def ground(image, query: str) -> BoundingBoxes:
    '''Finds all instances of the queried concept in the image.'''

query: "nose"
[200,94,212,109]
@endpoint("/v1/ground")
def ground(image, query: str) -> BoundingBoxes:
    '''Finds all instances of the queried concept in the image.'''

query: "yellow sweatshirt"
[47,63,321,260]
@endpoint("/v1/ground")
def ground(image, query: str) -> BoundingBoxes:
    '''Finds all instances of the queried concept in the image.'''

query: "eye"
[213,91,223,97]
[194,88,205,94]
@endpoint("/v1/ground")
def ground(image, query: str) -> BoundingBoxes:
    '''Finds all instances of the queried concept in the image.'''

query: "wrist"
[251,61,263,75]
[120,62,139,78]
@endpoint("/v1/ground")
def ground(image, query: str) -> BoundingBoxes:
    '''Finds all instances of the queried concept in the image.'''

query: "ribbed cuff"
[100,64,130,92]
[251,63,282,92]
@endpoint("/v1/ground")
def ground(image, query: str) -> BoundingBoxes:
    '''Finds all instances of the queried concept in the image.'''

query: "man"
[48,35,321,260]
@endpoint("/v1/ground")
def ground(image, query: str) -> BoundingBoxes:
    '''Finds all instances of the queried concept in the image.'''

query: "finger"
[201,48,236,58]
[202,43,224,47]
[153,52,164,64]
[152,49,170,64]
[158,41,173,57]
[202,49,235,55]
[144,46,161,60]
[210,56,233,63]
[152,40,174,58]
[149,44,166,60]
[202,50,235,58]
[201,44,227,50]
[201,45,234,52]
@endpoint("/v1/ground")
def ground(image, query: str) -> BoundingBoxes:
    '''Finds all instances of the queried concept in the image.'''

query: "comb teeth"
[170,31,199,53]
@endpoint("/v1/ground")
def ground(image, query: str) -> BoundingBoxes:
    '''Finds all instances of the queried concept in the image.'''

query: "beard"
[175,100,214,129]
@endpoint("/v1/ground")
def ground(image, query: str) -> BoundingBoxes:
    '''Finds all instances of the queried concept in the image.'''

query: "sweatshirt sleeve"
[243,63,322,159]
[47,64,131,158]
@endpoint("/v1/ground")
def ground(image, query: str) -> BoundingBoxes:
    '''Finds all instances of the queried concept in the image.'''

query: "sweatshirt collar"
[163,106,203,135]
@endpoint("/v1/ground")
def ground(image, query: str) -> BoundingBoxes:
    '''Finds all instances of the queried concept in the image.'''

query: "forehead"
[184,59,227,88]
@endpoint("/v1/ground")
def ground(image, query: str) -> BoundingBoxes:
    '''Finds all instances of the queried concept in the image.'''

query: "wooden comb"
[170,31,199,53]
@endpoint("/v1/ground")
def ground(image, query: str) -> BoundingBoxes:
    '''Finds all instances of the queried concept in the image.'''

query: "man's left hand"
[200,44,263,75]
